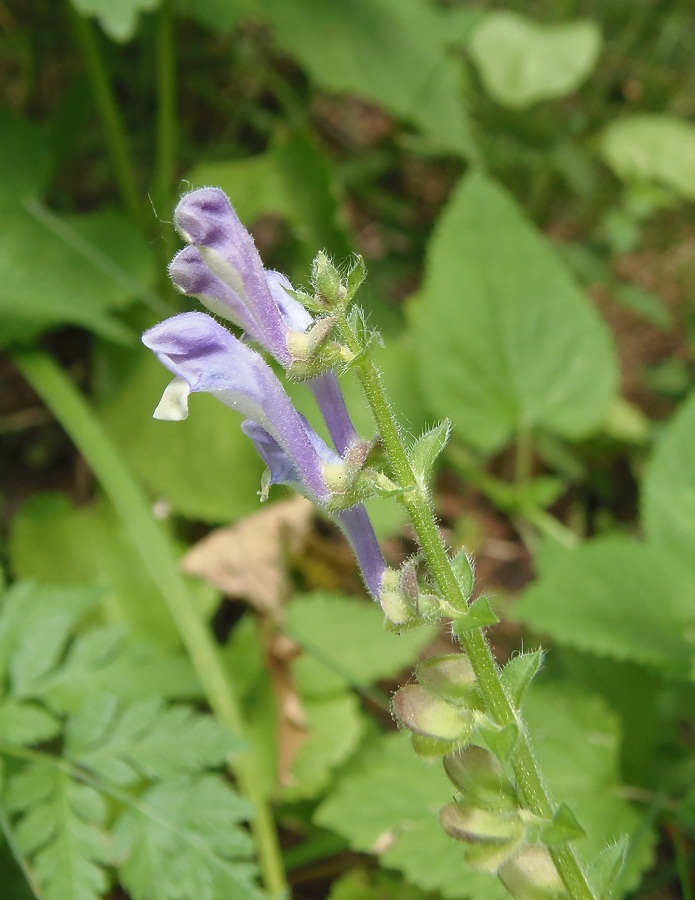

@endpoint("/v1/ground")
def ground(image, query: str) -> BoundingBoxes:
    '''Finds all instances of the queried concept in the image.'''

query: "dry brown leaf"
[181,497,314,618]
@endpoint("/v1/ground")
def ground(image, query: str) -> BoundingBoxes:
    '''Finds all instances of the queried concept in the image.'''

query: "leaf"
[501,649,544,708]
[37,625,199,715]
[327,867,427,900]
[0,583,100,687]
[10,494,184,647]
[411,170,618,453]
[524,684,655,891]
[0,699,60,746]
[0,197,152,346]
[69,0,161,42]
[410,421,451,486]
[0,111,51,198]
[601,115,695,200]
[99,350,265,522]
[643,387,695,564]
[7,763,110,900]
[250,0,475,157]
[113,776,262,900]
[513,536,695,678]
[288,593,438,698]
[315,732,508,899]
[468,12,601,109]
[65,696,242,786]
[282,693,365,801]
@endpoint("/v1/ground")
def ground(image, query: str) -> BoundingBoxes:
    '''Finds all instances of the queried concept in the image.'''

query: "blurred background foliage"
[1,0,695,897]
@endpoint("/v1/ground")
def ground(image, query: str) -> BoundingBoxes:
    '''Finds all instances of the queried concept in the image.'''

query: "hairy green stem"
[153,0,177,268]
[337,315,596,900]
[72,10,145,229]
[12,349,287,899]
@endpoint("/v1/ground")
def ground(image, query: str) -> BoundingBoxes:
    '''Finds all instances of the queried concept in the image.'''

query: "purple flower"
[169,188,359,455]
[142,311,335,505]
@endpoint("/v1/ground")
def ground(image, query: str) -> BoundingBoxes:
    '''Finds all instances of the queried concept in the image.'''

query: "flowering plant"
[143,187,621,900]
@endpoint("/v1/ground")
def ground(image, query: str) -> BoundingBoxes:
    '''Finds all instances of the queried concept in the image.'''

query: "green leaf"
[501,649,544,708]
[36,625,199,715]
[588,838,628,898]
[0,699,61,746]
[410,420,451,485]
[468,12,601,109]
[315,732,508,899]
[7,763,110,900]
[601,115,695,200]
[643,387,695,564]
[411,171,618,453]
[0,199,151,346]
[289,593,437,698]
[10,494,184,647]
[480,723,518,763]
[513,536,695,678]
[283,694,365,801]
[524,684,655,891]
[0,111,51,198]
[540,803,586,845]
[66,696,242,785]
[113,776,263,900]
[69,0,161,42]
[99,351,264,522]
[250,0,475,157]
[0,583,100,687]
[452,597,499,634]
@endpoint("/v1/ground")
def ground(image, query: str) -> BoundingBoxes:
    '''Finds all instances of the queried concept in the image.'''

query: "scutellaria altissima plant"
[141,187,628,900]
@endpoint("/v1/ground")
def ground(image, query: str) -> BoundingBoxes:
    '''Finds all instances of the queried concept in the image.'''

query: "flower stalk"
[144,187,605,900]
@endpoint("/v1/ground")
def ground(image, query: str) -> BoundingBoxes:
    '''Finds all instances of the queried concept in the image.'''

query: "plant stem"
[72,10,145,230]
[337,315,596,900]
[153,0,177,268]
[12,349,287,899]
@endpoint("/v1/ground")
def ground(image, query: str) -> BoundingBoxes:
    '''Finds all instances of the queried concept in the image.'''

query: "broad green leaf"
[411,171,618,453]
[8,763,110,900]
[100,351,264,522]
[249,0,474,157]
[66,696,241,785]
[10,493,183,647]
[468,12,601,109]
[524,684,655,891]
[113,776,262,900]
[70,0,161,42]
[283,694,365,801]
[0,113,155,345]
[643,387,695,563]
[315,732,507,899]
[601,115,695,200]
[288,593,437,698]
[513,536,695,678]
